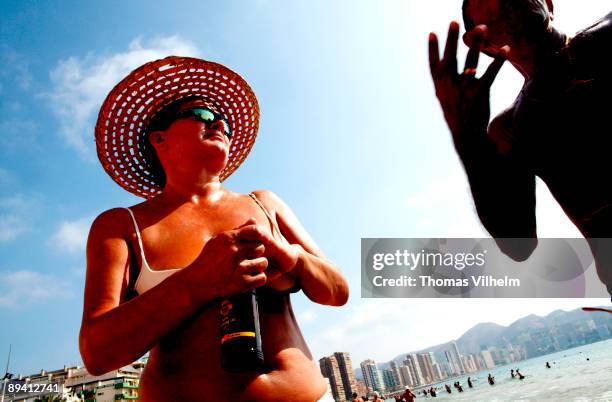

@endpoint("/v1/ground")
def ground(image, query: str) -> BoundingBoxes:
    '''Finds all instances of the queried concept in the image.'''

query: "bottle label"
[221,331,256,343]
[219,294,257,344]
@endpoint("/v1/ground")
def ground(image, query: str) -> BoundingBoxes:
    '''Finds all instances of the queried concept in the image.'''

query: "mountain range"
[356,306,612,376]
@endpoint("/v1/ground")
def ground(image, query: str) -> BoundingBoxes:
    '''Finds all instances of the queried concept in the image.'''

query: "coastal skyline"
[318,307,611,399]
[1,0,611,376]
[351,305,611,373]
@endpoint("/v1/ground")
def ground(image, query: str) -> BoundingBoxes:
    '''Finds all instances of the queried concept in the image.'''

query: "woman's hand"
[261,238,302,278]
[429,22,508,143]
[246,223,302,286]
[189,218,270,299]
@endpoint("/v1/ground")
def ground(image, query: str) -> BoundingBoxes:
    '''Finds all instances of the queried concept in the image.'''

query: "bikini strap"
[248,192,284,241]
[125,207,148,266]
[248,193,301,294]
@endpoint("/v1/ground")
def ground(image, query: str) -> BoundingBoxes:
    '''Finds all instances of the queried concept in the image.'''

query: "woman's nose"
[210,120,225,131]
[210,119,231,137]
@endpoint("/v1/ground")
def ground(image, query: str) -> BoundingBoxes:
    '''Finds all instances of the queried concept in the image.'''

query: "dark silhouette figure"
[429,0,612,295]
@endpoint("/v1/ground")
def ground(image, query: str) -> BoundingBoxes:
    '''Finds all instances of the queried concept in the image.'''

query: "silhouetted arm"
[460,111,537,260]
[429,22,537,260]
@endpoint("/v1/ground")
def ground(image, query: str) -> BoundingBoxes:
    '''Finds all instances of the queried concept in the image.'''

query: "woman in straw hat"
[79,56,348,401]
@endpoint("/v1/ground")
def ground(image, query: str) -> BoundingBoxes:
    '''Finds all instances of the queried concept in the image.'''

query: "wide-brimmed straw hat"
[95,56,259,199]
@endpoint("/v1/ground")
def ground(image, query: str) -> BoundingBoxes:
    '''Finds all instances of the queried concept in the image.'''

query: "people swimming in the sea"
[546,361,551,368]
[467,376,473,388]
[445,384,452,393]
[488,373,495,385]
[510,369,515,378]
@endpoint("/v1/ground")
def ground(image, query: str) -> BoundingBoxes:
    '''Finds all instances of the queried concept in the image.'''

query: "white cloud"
[0,214,29,242]
[0,270,74,308]
[297,309,317,325]
[51,216,93,254]
[404,166,583,239]
[0,194,40,242]
[404,169,488,238]
[46,36,201,157]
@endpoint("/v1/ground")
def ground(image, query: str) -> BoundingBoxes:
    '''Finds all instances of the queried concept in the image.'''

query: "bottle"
[219,289,264,372]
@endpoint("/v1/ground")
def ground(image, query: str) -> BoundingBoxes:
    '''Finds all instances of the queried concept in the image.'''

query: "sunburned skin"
[81,97,349,402]
[127,192,326,401]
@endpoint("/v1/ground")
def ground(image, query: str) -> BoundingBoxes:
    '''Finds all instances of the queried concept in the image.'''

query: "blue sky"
[1,0,610,375]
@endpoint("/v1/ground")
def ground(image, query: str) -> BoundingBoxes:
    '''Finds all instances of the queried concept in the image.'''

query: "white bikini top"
[125,193,284,295]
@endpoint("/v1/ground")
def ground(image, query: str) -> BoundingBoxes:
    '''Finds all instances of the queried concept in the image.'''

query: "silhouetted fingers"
[481,45,509,87]
[463,25,486,75]
[443,21,460,71]
[428,32,440,78]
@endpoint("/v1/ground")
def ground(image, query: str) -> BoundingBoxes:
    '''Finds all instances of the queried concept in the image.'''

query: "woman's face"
[153,99,231,176]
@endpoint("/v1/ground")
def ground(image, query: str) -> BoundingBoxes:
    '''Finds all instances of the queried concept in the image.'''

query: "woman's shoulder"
[249,189,285,210]
[90,208,135,237]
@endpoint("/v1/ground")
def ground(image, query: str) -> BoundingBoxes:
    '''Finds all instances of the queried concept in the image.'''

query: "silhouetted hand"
[429,22,509,148]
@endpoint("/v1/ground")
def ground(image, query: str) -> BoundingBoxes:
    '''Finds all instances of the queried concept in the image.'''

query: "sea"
[385,339,612,402]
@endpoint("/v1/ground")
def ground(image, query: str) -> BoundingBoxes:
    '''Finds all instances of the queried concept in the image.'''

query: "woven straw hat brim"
[95,56,259,199]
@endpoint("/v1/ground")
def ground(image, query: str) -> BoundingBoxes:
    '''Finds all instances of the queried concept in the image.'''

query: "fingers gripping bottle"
[219,289,264,372]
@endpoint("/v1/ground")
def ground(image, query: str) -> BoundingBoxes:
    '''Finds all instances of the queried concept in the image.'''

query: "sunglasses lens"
[181,107,232,138]
[220,120,232,138]
[192,108,216,122]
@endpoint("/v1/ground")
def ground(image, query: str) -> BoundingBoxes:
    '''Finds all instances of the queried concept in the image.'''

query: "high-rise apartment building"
[403,354,424,386]
[417,353,436,384]
[319,355,346,401]
[320,352,359,401]
[450,341,466,374]
[360,359,385,394]
[389,361,403,387]
[399,365,414,387]
[382,368,397,390]
[334,352,358,401]
[481,350,496,369]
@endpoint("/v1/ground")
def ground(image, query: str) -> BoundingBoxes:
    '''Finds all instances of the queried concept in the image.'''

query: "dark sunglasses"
[175,107,232,138]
